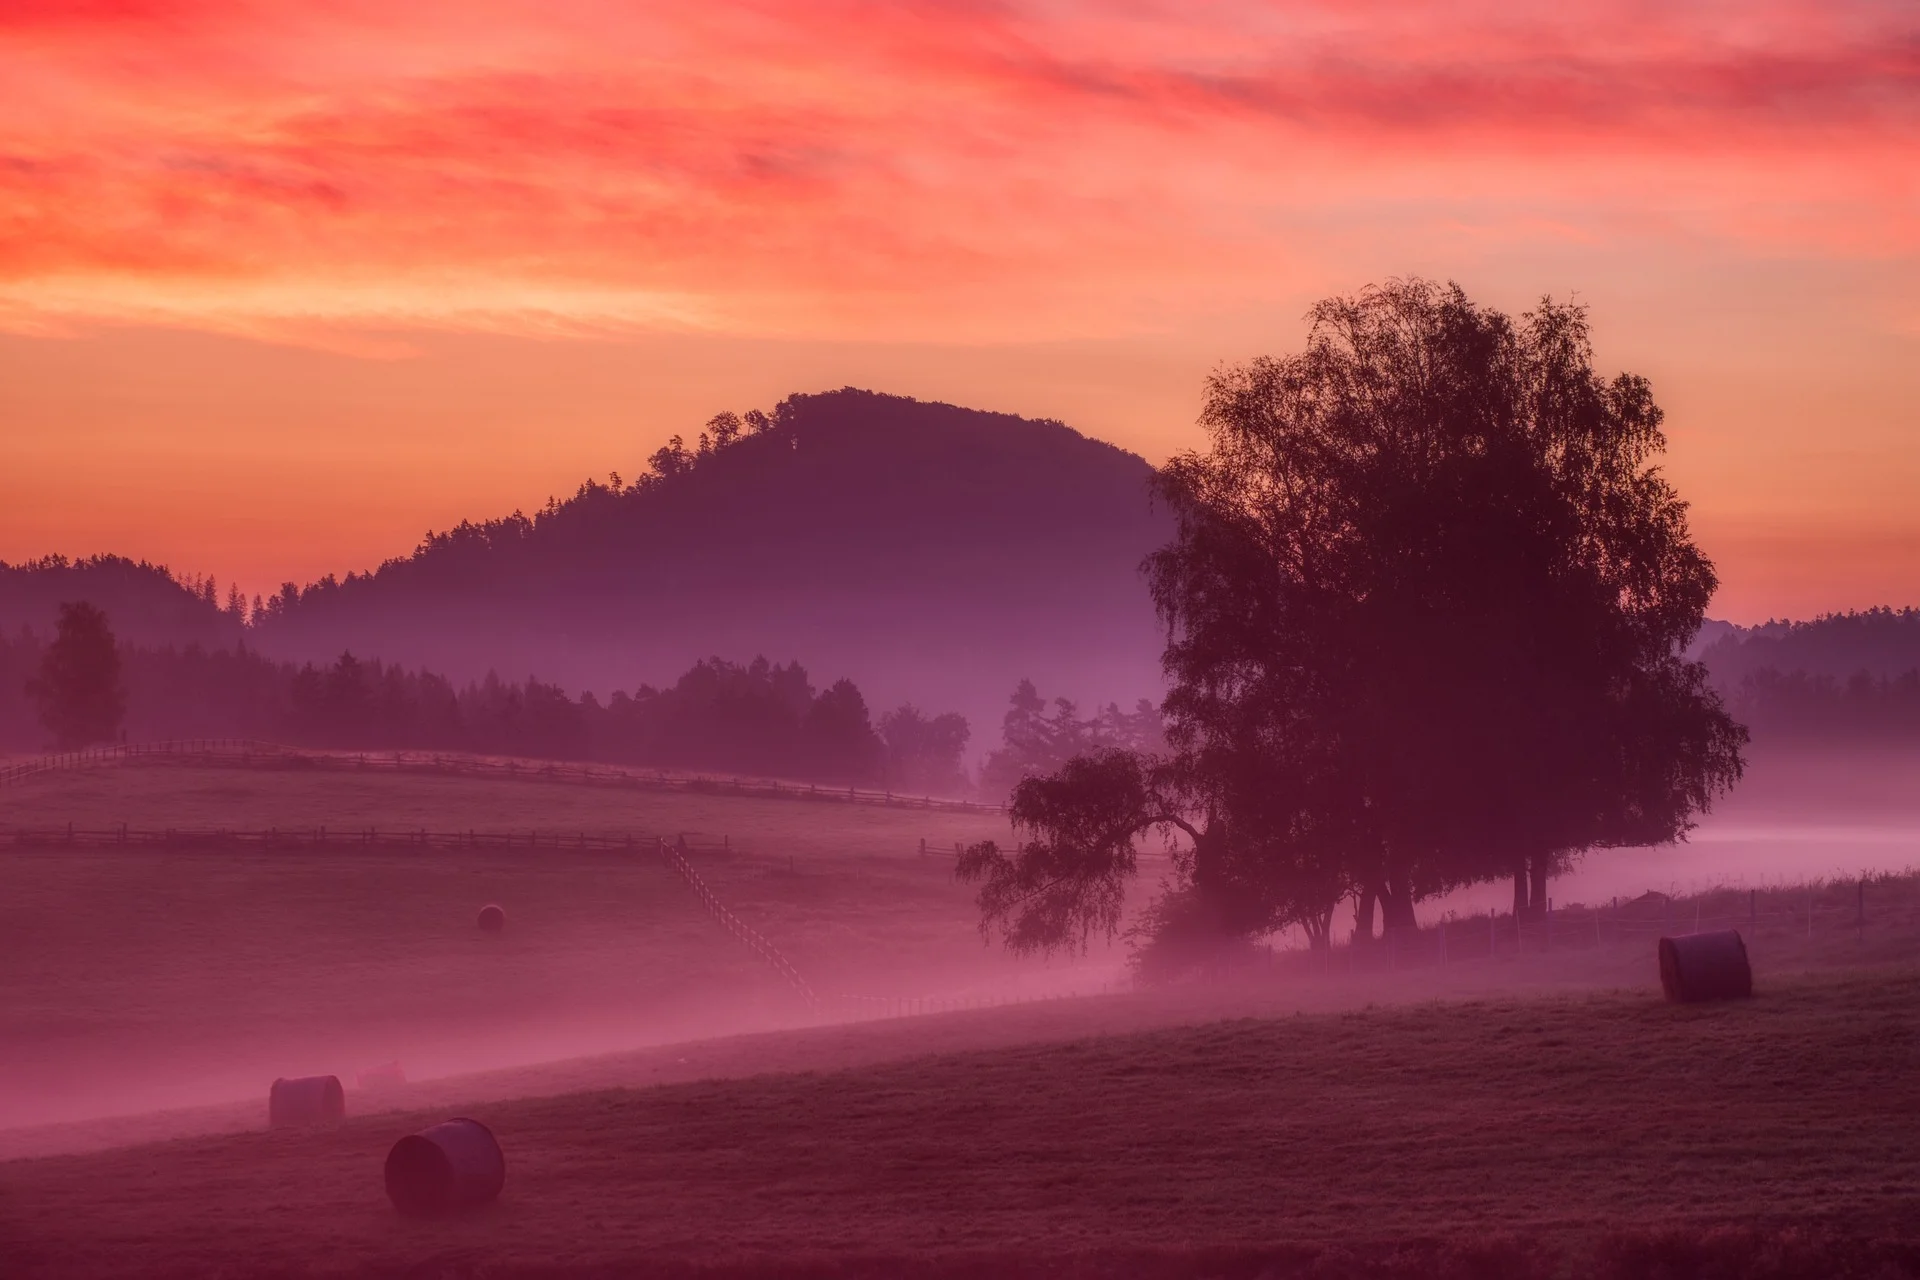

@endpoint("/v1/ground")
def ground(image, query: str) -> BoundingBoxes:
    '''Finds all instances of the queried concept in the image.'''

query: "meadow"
[4,966,1918,1278]
[0,758,1088,1139]
[5,754,1920,1277]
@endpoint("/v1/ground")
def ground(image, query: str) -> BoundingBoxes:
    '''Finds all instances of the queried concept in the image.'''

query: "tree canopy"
[961,279,1746,967]
[27,601,126,749]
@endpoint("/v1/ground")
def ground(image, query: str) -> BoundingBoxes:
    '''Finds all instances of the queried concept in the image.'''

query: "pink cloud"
[1,0,1913,342]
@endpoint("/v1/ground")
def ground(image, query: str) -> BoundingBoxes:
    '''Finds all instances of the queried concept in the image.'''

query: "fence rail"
[1263,889,1880,979]
[0,738,1008,815]
[0,824,727,854]
[660,835,819,1009]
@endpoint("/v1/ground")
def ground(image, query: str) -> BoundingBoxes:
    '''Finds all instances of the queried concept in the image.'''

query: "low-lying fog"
[5,747,1914,1160]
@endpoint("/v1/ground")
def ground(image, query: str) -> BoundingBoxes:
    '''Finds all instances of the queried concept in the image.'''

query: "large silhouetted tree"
[28,601,126,748]
[962,279,1746,964]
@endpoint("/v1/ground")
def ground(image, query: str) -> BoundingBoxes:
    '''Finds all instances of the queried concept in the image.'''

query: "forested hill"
[1699,608,1920,685]
[247,388,1173,733]
[0,556,243,649]
[1701,608,1920,744]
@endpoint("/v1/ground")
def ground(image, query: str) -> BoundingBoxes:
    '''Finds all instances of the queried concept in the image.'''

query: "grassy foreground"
[4,965,1918,1279]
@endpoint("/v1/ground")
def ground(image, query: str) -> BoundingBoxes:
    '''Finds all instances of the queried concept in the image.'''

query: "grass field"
[4,964,1918,1278]
[0,762,1094,1138]
[7,757,1920,1277]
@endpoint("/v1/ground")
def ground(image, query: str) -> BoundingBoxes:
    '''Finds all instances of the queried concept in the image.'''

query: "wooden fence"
[0,824,710,854]
[661,835,818,1009]
[1259,886,1879,979]
[0,737,1008,815]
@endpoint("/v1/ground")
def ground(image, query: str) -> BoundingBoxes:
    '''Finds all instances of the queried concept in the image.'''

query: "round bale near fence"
[1658,930,1752,1003]
[268,1075,345,1128]
[385,1118,506,1216]
[476,903,506,932]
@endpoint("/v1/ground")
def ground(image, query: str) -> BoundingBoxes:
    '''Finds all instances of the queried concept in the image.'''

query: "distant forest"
[1702,608,1920,744]
[0,627,973,793]
[6,548,1920,788]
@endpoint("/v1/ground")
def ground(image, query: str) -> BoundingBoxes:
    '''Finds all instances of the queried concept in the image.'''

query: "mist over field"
[7,0,1920,1270]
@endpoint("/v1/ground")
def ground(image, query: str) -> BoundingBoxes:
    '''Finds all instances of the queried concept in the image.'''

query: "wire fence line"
[0,737,1009,815]
[0,824,723,854]
[660,835,819,1009]
[1251,885,1883,979]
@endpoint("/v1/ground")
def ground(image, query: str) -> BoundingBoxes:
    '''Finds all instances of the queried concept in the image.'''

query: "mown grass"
[0,760,1007,861]
[0,763,1086,1144]
[3,965,1918,1278]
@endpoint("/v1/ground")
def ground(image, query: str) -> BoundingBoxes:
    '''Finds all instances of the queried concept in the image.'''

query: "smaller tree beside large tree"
[28,601,127,749]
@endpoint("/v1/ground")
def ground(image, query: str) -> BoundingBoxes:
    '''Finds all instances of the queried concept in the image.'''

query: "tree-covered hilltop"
[246,387,1172,736]
[0,555,243,649]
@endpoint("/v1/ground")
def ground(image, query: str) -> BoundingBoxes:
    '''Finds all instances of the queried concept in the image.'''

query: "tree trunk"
[1512,864,1530,919]
[1379,878,1420,936]
[1353,884,1378,945]
[1301,906,1334,951]
[1529,857,1550,921]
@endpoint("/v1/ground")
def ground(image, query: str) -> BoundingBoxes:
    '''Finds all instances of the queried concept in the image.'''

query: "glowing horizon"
[2,0,1916,622]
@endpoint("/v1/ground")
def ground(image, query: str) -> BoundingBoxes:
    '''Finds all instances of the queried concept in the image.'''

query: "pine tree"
[28,602,127,748]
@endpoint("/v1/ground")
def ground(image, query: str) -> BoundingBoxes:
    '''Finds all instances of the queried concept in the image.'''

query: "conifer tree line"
[0,622,983,792]
[0,610,1193,799]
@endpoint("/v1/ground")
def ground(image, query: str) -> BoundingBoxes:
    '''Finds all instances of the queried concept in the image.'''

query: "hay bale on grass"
[384,1118,505,1216]
[1659,930,1752,1003]
[269,1075,345,1128]
[477,903,506,932]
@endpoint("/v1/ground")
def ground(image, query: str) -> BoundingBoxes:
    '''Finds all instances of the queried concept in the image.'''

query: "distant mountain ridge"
[243,388,1177,736]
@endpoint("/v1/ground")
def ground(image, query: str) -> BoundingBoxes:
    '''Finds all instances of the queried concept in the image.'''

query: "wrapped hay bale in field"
[1658,930,1752,1003]
[477,903,506,932]
[269,1075,345,1127]
[385,1118,506,1216]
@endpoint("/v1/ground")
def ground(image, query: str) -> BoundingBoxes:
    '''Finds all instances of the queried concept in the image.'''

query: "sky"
[1,0,1915,621]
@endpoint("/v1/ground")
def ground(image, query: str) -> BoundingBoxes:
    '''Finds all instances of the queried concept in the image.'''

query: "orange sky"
[2,0,1916,621]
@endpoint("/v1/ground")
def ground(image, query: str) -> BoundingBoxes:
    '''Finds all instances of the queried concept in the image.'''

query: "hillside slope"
[249,388,1173,734]
[7,967,1917,1277]
[0,555,241,649]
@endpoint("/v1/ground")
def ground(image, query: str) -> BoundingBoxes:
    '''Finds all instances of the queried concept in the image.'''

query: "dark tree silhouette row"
[0,622,970,791]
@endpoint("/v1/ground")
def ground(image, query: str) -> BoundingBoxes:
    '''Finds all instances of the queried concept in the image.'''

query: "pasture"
[4,966,1919,1278]
[7,753,1920,1277]
[0,758,1081,1138]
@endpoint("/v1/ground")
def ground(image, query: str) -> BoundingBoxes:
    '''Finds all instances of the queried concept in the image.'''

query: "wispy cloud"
[2,0,1913,344]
